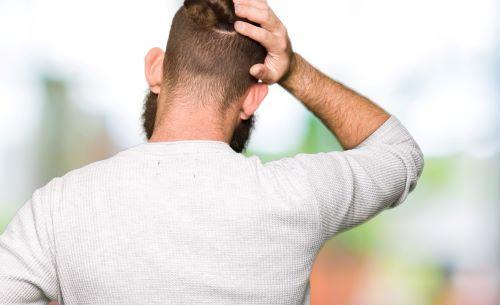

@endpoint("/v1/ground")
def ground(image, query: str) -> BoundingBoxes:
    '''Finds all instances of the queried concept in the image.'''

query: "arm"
[0,180,60,304]
[234,0,389,148]
[234,0,424,239]
[280,53,390,149]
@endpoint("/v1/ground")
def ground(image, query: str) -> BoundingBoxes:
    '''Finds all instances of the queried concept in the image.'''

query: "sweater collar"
[124,140,236,155]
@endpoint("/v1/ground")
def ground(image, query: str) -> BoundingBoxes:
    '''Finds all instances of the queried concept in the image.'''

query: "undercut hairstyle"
[142,0,267,140]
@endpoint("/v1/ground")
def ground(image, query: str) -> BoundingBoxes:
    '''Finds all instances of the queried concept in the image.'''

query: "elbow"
[385,140,424,208]
[408,140,424,192]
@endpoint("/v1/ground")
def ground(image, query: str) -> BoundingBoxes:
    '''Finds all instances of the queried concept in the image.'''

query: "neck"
[149,100,237,144]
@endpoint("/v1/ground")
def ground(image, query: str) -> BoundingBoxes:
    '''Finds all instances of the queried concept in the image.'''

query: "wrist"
[278,52,300,87]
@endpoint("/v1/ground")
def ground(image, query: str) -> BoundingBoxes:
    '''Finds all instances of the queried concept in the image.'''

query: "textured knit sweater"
[0,116,423,305]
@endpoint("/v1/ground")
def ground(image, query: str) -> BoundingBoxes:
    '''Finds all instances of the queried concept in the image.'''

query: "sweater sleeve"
[0,179,60,304]
[266,116,424,241]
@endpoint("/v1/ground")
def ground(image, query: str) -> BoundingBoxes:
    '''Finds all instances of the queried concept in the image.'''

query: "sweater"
[0,116,424,305]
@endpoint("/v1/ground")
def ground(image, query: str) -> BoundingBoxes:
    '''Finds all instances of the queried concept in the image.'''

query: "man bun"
[184,0,236,30]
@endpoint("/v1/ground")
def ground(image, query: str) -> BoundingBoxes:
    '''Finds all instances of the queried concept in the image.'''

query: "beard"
[229,114,255,153]
[142,91,256,154]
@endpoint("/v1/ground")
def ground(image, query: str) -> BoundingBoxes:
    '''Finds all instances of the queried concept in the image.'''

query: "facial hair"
[229,114,256,153]
[142,91,256,154]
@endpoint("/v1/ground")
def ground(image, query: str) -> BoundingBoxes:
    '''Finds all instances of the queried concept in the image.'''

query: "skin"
[145,48,269,143]
[146,0,390,150]
[144,48,269,144]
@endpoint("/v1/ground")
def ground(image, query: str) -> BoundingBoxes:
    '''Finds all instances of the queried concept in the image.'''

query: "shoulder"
[248,153,323,197]
[261,151,344,178]
[36,150,130,201]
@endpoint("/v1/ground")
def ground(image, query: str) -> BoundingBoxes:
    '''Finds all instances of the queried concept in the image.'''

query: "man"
[0,0,424,304]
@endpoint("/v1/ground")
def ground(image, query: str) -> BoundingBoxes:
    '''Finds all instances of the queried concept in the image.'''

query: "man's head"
[142,0,268,153]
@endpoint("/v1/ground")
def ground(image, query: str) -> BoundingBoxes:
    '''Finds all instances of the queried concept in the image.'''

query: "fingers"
[233,0,292,84]
[234,21,277,50]
[233,0,281,32]
[233,0,268,10]
[250,64,272,82]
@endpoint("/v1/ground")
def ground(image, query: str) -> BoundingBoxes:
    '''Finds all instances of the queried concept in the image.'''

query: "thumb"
[250,64,272,83]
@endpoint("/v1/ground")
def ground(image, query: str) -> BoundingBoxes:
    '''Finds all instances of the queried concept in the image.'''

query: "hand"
[233,0,293,84]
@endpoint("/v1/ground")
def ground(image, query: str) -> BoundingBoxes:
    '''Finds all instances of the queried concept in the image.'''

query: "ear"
[240,83,269,120]
[144,48,165,94]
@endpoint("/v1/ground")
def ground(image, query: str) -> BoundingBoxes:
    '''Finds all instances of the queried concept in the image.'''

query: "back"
[0,117,423,305]
[53,141,320,305]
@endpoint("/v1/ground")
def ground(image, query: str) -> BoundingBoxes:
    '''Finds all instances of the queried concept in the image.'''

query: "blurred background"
[1,0,499,304]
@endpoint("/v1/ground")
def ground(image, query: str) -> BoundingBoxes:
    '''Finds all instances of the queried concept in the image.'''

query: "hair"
[142,0,267,139]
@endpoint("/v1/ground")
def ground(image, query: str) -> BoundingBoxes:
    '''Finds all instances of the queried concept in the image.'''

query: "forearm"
[279,53,390,150]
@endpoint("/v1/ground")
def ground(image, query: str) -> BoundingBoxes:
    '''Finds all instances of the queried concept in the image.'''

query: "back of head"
[143,0,267,139]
